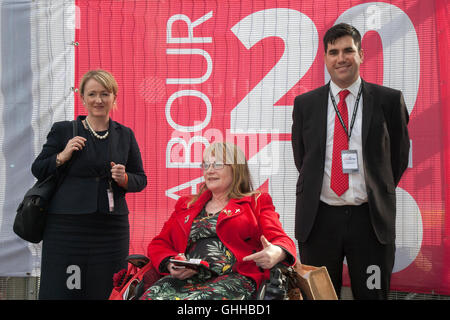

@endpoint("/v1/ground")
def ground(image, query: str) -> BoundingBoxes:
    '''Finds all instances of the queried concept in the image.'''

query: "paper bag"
[293,263,338,300]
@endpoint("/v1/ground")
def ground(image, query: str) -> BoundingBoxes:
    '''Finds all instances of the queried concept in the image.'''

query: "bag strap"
[55,120,78,186]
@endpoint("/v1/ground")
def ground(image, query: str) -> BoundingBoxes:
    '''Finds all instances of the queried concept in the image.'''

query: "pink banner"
[75,0,449,294]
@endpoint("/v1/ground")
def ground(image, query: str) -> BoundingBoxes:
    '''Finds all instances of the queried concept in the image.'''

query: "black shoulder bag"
[13,120,78,243]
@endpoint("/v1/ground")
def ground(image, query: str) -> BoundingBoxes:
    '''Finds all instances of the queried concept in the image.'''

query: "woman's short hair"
[189,142,257,207]
[79,69,118,97]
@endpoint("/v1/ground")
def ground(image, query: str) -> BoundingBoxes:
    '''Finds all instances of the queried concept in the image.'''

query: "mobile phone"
[169,258,204,270]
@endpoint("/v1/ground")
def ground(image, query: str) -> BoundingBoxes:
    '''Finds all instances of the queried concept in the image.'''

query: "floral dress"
[141,207,256,300]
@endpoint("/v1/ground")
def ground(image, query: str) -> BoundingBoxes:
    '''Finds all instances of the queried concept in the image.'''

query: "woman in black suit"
[32,69,147,299]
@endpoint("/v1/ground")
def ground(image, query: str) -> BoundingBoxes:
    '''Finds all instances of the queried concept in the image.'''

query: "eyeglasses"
[200,162,226,171]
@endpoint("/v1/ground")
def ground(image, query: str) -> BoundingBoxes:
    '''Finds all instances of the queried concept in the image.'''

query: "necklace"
[85,117,109,140]
[205,198,228,218]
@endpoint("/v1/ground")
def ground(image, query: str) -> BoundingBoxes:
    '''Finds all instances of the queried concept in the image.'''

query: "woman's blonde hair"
[79,69,118,98]
[188,142,258,207]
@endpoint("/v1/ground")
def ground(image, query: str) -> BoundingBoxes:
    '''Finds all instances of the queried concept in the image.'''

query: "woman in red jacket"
[141,142,296,300]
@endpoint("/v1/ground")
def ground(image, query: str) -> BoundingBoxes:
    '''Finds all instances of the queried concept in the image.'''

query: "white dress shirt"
[320,77,368,206]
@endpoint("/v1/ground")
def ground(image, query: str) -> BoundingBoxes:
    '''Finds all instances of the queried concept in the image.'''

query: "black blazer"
[32,116,147,215]
[291,80,410,244]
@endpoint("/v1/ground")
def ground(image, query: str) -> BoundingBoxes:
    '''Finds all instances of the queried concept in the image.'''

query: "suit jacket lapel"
[108,119,120,163]
[318,83,330,160]
[361,80,374,147]
[176,190,212,236]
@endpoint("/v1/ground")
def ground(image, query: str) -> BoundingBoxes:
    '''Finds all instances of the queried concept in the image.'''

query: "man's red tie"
[330,89,350,196]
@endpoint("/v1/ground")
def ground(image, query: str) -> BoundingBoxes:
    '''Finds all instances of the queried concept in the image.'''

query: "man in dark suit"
[291,23,410,299]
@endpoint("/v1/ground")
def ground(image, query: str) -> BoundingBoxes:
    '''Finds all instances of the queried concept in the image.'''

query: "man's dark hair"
[323,23,362,52]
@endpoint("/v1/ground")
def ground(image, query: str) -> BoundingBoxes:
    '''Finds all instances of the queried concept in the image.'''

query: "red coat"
[147,190,297,288]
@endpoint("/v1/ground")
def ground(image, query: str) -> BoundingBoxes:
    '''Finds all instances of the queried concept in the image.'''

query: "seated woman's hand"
[243,235,287,270]
[167,254,198,280]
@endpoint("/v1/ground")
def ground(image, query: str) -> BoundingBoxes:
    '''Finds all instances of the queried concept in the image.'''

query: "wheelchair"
[109,254,160,300]
[109,254,337,300]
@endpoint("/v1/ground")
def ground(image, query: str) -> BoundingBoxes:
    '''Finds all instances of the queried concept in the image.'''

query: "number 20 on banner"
[166,2,421,273]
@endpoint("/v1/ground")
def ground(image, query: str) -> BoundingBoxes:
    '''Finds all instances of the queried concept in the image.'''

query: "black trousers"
[298,201,395,300]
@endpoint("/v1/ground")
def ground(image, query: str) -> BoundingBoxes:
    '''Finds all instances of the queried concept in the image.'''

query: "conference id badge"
[107,181,114,213]
[341,150,359,173]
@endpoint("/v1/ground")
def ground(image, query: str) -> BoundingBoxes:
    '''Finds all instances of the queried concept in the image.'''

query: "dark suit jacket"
[291,80,410,244]
[32,115,147,215]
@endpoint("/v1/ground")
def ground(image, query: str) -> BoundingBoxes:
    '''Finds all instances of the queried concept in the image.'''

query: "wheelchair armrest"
[126,254,150,268]
[256,265,288,300]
